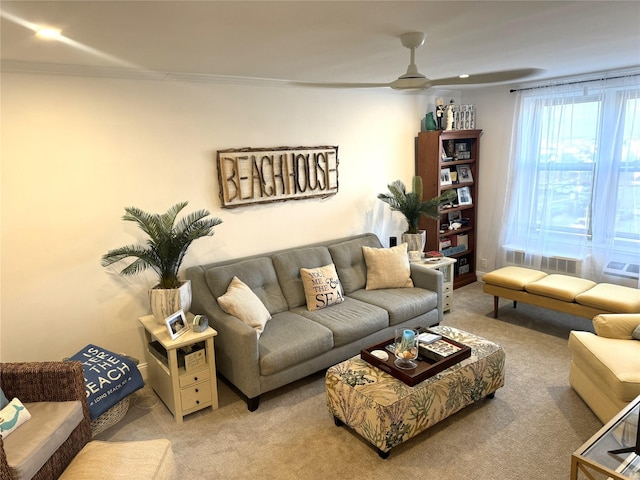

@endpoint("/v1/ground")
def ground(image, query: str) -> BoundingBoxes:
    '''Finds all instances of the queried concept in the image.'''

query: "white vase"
[401,230,426,253]
[149,280,192,324]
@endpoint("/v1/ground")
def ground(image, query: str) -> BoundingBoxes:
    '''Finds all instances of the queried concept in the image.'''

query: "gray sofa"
[186,233,443,410]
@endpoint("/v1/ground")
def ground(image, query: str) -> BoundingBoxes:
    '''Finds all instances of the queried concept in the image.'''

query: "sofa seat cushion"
[348,287,438,326]
[292,297,389,347]
[524,274,596,302]
[575,283,640,313]
[259,311,334,376]
[569,331,640,402]
[4,401,84,480]
[482,266,548,290]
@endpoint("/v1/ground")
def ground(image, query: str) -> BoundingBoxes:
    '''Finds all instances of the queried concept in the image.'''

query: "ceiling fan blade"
[430,68,542,86]
[288,81,392,89]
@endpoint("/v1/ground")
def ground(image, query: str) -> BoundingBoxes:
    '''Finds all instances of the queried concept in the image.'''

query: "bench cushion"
[575,283,640,313]
[59,439,175,479]
[482,266,547,290]
[4,401,83,480]
[525,274,596,302]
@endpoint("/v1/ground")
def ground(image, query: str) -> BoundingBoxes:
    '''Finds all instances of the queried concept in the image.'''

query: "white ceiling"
[1,1,639,89]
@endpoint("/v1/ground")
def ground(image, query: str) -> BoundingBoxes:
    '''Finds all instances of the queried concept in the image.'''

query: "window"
[500,73,640,284]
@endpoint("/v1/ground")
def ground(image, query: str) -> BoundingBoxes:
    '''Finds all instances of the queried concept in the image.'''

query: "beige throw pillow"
[362,243,414,290]
[217,276,271,337]
[300,263,344,311]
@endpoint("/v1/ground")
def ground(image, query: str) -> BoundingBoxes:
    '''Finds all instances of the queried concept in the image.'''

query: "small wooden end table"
[139,314,219,423]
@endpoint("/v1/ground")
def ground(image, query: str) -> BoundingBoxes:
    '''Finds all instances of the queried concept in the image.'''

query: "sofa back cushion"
[272,247,333,309]
[204,257,289,315]
[328,235,382,294]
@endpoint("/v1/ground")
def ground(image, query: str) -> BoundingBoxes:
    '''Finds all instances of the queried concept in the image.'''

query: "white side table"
[414,257,457,312]
[139,315,219,423]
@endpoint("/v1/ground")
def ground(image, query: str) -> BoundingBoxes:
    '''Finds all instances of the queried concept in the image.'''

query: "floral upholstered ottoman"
[325,326,505,458]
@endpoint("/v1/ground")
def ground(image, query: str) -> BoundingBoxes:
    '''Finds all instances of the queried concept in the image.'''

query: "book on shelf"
[456,233,468,250]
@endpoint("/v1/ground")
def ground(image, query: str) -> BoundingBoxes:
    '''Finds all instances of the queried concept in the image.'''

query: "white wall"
[1,72,455,362]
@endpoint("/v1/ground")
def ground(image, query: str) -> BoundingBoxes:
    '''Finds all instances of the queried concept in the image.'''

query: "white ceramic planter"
[149,280,192,324]
[401,230,426,253]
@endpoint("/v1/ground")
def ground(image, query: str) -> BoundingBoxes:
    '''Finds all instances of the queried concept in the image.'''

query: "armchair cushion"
[4,401,83,480]
[593,313,640,340]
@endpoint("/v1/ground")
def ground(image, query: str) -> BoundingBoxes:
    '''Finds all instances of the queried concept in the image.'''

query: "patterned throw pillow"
[300,263,344,311]
[0,397,31,439]
[362,243,414,290]
[218,276,272,337]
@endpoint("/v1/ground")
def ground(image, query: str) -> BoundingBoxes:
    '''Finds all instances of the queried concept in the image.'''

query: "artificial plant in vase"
[378,176,457,252]
[101,201,222,323]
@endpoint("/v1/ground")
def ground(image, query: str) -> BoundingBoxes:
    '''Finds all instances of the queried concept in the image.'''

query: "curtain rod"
[509,72,640,93]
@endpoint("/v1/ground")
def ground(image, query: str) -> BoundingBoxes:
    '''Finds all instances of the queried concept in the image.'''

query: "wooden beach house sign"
[217,146,339,208]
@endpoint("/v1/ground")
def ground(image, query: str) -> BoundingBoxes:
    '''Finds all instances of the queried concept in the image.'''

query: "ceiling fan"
[293,32,540,90]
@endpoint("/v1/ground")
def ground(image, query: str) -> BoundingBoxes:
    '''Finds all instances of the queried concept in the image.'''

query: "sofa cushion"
[568,331,640,402]
[292,297,389,347]
[329,234,381,294]
[524,274,596,302]
[204,257,289,314]
[575,283,640,313]
[300,263,344,311]
[592,314,640,340]
[0,397,31,438]
[4,401,84,480]
[362,243,414,290]
[218,276,272,337]
[258,311,334,376]
[272,247,334,309]
[348,287,438,326]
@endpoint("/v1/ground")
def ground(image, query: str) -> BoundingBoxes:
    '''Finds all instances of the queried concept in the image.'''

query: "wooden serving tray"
[360,331,472,386]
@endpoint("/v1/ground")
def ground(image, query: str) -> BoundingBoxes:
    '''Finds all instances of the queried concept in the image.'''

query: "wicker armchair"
[0,361,91,480]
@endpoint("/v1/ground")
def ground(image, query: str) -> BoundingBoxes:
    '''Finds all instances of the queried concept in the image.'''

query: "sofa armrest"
[410,265,444,322]
[593,313,640,339]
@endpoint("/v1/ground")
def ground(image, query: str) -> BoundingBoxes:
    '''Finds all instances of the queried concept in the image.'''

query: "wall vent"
[504,249,582,276]
[603,261,640,279]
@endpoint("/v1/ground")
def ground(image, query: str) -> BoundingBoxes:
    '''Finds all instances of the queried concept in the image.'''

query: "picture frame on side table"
[165,310,189,340]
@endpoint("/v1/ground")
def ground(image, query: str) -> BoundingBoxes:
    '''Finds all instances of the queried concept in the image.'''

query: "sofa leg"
[513,300,518,309]
[247,396,260,411]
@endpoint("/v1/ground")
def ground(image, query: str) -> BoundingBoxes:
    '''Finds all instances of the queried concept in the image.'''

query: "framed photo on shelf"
[165,310,189,340]
[448,211,463,223]
[457,186,472,206]
[440,168,452,186]
[456,164,473,183]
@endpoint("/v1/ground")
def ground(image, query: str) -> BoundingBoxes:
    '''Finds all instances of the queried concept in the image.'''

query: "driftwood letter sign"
[217,146,339,208]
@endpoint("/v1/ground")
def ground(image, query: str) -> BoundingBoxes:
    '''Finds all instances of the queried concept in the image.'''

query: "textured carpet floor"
[96,282,603,479]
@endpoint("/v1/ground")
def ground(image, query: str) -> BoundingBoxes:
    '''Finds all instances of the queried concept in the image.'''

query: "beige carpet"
[96,282,603,479]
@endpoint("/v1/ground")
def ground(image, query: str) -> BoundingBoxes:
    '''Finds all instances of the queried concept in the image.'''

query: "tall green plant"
[101,201,222,289]
[378,176,457,234]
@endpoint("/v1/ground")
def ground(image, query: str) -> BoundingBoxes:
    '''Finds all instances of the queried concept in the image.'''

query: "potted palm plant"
[101,201,222,323]
[378,176,456,252]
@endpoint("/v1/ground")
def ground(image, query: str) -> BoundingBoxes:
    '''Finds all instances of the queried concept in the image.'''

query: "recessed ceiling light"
[36,27,62,39]
[459,74,470,79]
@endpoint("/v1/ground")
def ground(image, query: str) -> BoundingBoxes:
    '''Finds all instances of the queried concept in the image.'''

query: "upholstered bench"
[325,326,505,458]
[59,439,175,479]
[482,266,640,319]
